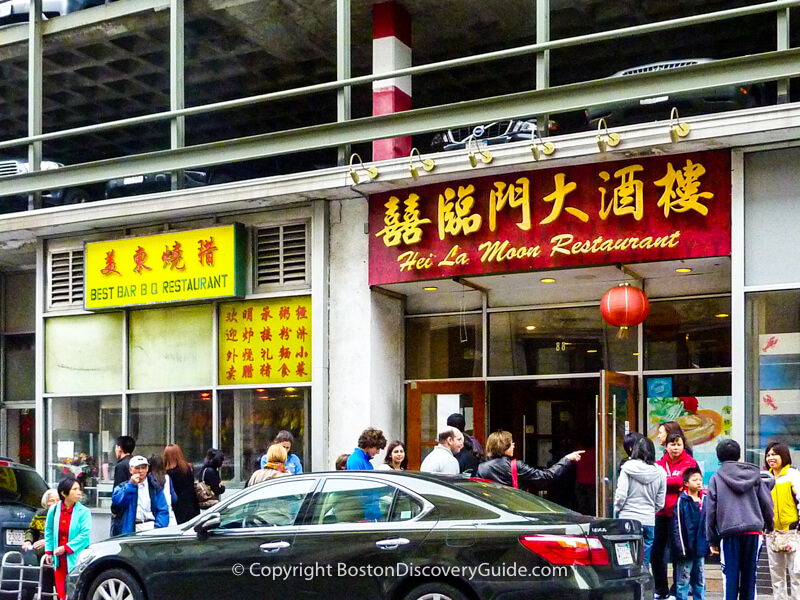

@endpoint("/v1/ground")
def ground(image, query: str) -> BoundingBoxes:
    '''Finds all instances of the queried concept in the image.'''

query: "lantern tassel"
[617,325,630,339]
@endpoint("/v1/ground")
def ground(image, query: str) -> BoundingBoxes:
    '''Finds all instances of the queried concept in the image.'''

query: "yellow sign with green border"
[84,224,246,310]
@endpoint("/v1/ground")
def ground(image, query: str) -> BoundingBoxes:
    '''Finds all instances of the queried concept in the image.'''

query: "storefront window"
[45,313,124,393]
[745,290,800,465]
[644,297,731,370]
[128,391,212,467]
[128,305,213,390]
[406,314,482,379]
[488,307,637,376]
[47,395,121,508]
[4,334,34,401]
[219,387,308,486]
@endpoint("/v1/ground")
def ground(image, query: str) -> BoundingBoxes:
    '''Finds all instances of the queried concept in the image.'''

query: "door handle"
[375,537,410,550]
[259,541,291,553]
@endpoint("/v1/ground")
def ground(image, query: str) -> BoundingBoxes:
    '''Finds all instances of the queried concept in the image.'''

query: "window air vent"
[49,250,84,308]
[255,223,309,288]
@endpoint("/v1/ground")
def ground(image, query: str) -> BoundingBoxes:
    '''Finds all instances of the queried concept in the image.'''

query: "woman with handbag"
[198,448,226,509]
[765,442,800,600]
[164,444,200,524]
[476,430,582,490]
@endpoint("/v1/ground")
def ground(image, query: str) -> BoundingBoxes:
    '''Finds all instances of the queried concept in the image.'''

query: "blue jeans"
[675,556,705,600]
[642,525,655,567]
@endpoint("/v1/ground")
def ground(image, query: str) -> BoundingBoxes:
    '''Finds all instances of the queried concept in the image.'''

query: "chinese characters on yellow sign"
[368,151,731,285]
[218,297,312,385]
[84,225,245,310]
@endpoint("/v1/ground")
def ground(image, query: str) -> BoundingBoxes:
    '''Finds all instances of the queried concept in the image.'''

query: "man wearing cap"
[110,455,169,535]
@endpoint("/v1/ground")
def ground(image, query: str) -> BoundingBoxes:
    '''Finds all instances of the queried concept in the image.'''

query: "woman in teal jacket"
[45,476,93,600]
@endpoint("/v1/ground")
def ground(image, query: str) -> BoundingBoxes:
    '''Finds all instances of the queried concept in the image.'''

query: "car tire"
[402,582,469,600]
[86,568,145,600]
[62,187,92,204]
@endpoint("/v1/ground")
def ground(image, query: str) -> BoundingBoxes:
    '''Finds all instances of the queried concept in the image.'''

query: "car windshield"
[0,466,48,508]
[452,479,575,515]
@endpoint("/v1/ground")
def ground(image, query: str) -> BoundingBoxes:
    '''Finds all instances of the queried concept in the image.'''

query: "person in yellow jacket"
[765,442,800,600]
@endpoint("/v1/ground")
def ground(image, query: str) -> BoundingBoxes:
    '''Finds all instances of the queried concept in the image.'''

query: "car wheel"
[62,187,92,204]
[87,568,145,600]
[402,582,469,600]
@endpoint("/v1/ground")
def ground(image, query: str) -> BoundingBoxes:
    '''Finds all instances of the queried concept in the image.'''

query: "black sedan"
[67,471,652,600]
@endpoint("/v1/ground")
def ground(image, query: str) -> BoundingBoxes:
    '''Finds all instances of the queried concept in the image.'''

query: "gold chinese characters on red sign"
[368,151,731,285]
[218,297,312,385]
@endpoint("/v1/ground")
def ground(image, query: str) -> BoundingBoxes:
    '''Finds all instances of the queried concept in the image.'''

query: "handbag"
[195,468,219,509]
[769,529,799,553]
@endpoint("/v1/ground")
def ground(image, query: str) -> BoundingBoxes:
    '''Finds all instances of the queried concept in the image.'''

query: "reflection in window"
[47,396,121,508]
[489,307,636,376]
[406,314,482,379]
[746,291,800,465]
[310,479,397,524]
[128,392,212,468]
[218,478,314,529]
[219,388,307,486]
[644,297,731,370]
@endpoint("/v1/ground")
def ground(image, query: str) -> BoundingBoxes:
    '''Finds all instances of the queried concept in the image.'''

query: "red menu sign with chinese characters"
[369,151,731,285]
[218,297,312,385]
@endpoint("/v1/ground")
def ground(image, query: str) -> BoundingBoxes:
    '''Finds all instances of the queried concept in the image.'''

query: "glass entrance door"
[406,381,485,471]
[596,371,636,517]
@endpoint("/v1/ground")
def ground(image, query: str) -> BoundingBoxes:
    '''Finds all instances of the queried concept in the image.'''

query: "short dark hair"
[357,427,387,450]
[274,430,294,444]
[765,441,792,469]
[683,467,703,484]
[717,439,741,462]
[446,413,466,433]
[335,454,350,470]
[57,476,79,500]
[624,432,645,458]
[665,432,686,447]
[631,437,656,465]
[116,435,135,455]
[383,440,408,470]
[203,448,225,469]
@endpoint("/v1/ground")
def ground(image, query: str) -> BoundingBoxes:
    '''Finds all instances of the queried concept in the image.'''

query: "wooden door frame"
[406,381,486,471]
[597,370,637,516]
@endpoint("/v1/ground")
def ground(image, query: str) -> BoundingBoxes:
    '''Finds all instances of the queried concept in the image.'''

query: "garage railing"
[0,0,799,202]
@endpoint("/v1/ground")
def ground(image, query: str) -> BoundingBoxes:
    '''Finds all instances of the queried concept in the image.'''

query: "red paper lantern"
[600,284,650,338]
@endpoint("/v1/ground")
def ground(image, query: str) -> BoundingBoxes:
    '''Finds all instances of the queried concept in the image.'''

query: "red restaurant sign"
[369,150,731,285]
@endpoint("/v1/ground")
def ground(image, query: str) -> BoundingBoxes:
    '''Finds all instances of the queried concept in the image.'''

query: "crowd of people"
[20,416,800,600]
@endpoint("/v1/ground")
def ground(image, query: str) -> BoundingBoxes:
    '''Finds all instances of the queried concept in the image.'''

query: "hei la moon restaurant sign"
[84,224,246,310]
[369,150,731,285]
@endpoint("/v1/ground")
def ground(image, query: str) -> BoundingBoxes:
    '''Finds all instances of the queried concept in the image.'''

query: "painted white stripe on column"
[372,36,412,96]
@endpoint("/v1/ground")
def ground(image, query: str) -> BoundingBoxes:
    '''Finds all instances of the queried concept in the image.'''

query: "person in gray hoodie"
[705,439,774,600]
[614,437,667,566]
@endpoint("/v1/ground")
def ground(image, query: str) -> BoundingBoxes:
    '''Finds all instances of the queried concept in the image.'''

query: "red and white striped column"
[372,1,412,161]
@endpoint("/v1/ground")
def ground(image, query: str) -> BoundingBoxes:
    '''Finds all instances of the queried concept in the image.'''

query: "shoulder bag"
[195,467,219,509]
[769,529,798,553]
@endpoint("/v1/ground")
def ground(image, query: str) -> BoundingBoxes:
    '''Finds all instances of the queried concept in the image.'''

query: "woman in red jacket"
[652,429,697,599]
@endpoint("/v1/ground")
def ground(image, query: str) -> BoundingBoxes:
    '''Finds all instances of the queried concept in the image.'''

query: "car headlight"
[75,548,96,571]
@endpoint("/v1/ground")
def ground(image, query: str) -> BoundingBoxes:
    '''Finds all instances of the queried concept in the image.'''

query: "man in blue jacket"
[111,455,169,535]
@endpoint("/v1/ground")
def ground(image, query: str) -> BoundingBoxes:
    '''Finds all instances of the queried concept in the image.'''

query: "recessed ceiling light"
[541,278,556,283]
[587,349,598,353]
[715,313,730,318]
[676,268,692,273]
[525,325,537,331]
[285,387,296,392]
[423,286,438,291]
[633,352,639,356]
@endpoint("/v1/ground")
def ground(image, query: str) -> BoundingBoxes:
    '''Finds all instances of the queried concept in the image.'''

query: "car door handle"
[375,537,410,550]
[259,541,291,553]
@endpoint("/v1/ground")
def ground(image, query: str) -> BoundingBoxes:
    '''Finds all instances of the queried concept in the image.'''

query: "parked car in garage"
[105,169,213,199]
[585,58,763,128]
[431,118,544,151]
[0,0,102,24]
[0,158,104,213]
[67,470,651,600]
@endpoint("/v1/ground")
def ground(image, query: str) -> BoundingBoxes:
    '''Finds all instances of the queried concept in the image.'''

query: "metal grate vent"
[49,250,84,309]
[255,223,309,288]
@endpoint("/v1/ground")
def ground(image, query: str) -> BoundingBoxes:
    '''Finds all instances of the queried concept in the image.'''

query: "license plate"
[123,176,144,185]
[615,542,634,565]
[5,529,25,546]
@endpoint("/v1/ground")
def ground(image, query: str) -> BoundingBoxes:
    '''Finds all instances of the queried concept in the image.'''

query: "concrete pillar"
[372,1,412,161]
[328,197,405,467]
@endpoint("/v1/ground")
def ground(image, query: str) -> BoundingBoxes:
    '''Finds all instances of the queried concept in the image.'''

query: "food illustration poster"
[218,297,312,385]
[647,395,732,485]
[759,333,800,450]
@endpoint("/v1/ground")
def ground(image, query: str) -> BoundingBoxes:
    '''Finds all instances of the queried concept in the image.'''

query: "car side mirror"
[194,513,221,539]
